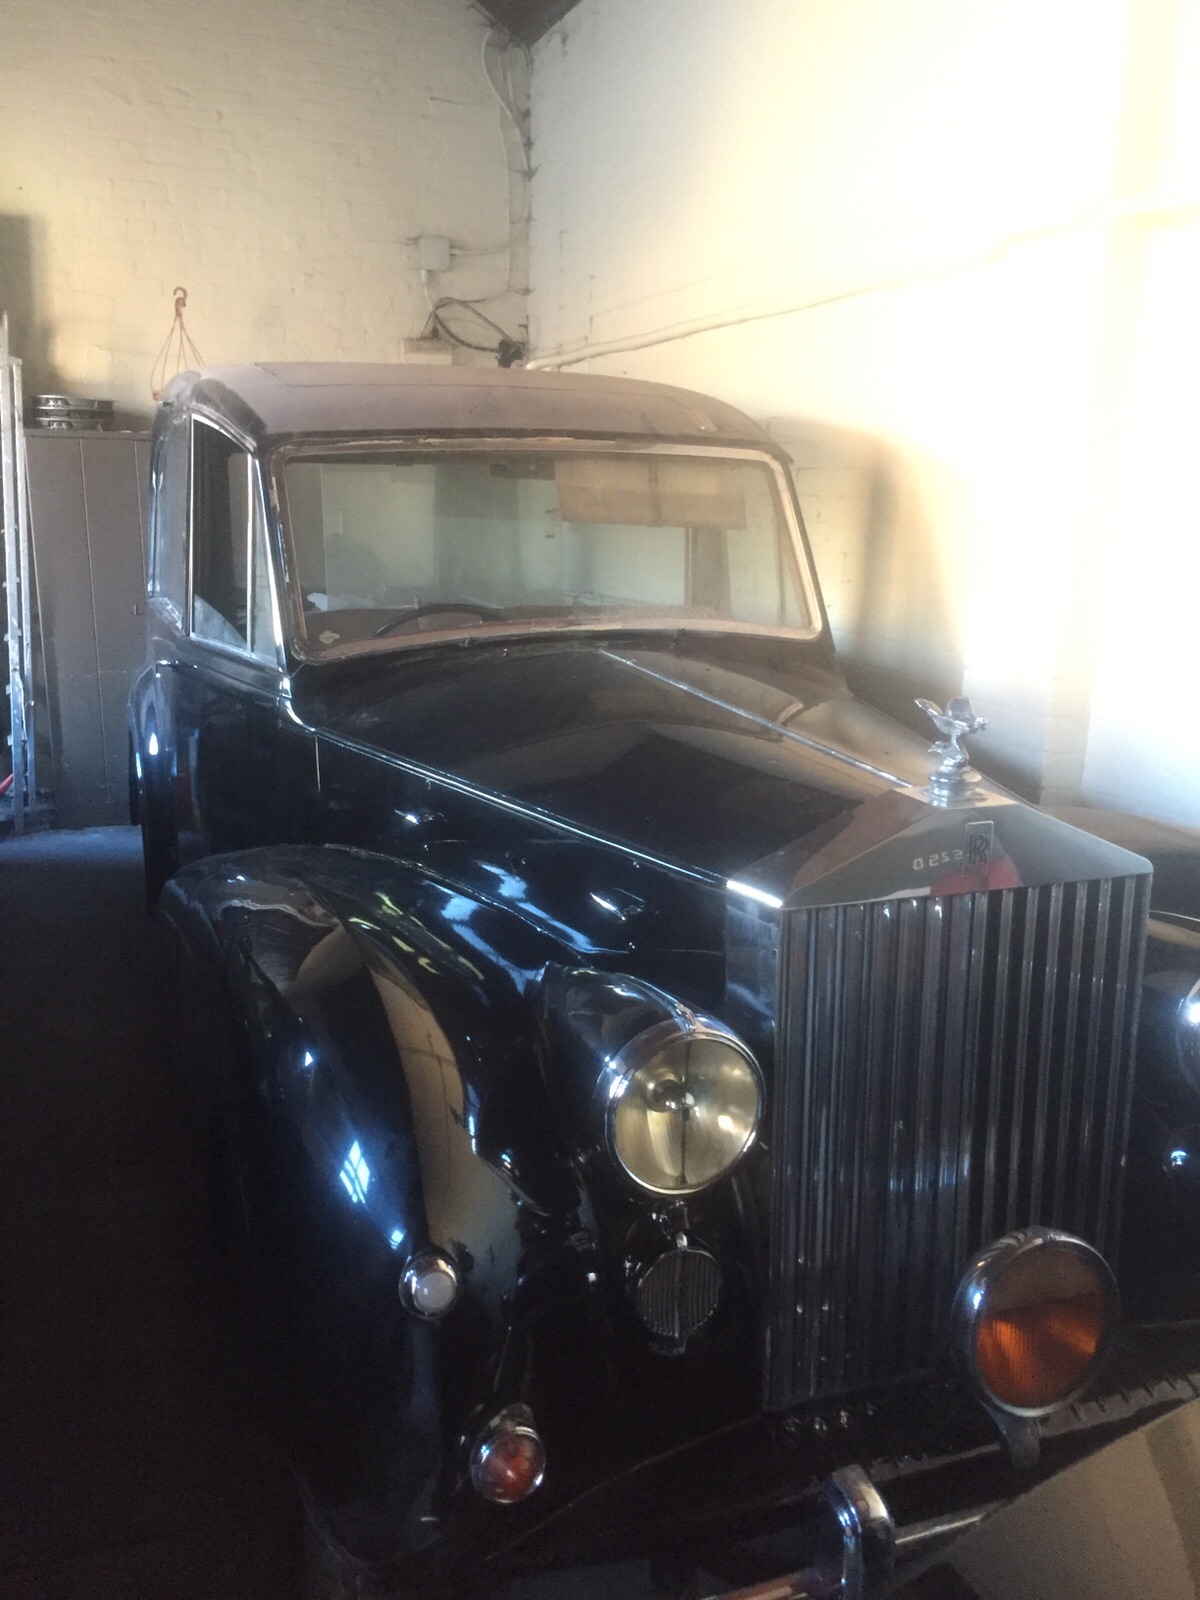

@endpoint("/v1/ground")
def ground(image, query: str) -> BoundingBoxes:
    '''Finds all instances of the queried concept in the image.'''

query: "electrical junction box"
[417,235,452,273]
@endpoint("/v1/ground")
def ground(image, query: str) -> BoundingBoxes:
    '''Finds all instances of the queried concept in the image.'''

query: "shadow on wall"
[0,214,64,401]
[765,414,996,757]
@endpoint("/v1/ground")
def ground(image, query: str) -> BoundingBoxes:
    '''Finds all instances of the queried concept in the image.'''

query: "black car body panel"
[295,639,922,875]
[128,363,1200,1592]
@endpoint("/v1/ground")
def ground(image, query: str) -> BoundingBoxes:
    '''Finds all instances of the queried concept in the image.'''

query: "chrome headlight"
[601,1015,762,1195]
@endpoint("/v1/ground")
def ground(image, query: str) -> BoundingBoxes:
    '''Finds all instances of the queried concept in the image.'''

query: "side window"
[249,483,278,663]
[148,410,189,619]
[191,419,277,661]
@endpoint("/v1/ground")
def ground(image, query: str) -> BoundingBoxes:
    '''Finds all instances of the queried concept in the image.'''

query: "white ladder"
[0,313,37,832]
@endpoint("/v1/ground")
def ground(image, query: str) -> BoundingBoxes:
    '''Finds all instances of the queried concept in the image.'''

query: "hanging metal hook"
[150,286,204,400]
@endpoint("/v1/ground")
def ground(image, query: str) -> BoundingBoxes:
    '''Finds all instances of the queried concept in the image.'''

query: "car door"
[168,413,286,862]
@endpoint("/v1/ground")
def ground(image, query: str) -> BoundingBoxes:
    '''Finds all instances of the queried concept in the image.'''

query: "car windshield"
[279,447,816,651]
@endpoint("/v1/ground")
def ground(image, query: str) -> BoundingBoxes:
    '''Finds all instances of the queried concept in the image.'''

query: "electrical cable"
[422,293,525,364]
[407,23,531,359]
[431,314,497,355]
[482,28,531,183]
[434,298,512,340]
[448,29,531,266]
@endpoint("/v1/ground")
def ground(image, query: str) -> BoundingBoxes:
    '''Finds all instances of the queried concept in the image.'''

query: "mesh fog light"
[952,1228,1118,1415]
[400,1248,460,1319]
[470,1405,546,1504]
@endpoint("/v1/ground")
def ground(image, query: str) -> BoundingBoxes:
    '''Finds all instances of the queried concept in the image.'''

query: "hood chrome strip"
[601,649,907,788]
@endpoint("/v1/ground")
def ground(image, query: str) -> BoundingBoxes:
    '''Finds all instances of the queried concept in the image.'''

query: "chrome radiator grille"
[766,875,1150,1409]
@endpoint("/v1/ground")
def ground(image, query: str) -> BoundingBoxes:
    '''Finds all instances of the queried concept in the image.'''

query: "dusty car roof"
[162,362,780,452]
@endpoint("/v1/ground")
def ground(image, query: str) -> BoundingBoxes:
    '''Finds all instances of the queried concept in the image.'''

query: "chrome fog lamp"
[601,1015,762,1195]
[952,1228,1118,1416]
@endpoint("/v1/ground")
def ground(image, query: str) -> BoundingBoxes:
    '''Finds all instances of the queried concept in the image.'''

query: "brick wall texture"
[0,0,522,422]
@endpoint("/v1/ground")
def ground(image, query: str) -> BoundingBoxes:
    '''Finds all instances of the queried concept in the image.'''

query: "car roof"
[161,362,781,453]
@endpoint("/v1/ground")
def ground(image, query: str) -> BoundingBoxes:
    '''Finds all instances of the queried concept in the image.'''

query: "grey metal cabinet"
[24,431,150,828]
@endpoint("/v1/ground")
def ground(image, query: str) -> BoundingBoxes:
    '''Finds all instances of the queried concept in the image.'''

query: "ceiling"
[475,0,581,44]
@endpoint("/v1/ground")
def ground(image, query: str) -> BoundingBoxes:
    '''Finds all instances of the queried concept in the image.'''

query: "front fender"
[161,844,594,1578]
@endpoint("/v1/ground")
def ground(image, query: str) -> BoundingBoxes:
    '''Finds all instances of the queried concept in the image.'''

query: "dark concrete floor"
[0,827,298,1599]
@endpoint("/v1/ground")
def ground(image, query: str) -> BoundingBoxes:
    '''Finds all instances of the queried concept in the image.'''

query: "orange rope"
[150,286,204,400]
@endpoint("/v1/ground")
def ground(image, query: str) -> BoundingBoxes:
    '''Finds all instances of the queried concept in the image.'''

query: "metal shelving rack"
[0,313,37,832]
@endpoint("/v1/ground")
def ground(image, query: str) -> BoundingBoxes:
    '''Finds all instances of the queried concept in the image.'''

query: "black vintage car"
[128,363,1200,1598]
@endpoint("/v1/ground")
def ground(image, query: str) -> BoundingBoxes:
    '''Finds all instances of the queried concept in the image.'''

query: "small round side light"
[953,1228,1118,1416]
[400,1248,460,1319]
[470,1405,546,1505]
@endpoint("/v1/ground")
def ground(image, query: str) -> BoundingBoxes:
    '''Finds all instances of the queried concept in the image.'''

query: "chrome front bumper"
[717,1467,992,1600]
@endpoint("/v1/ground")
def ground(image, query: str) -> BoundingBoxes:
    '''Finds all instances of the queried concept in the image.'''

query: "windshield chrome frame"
[267,436,825,664]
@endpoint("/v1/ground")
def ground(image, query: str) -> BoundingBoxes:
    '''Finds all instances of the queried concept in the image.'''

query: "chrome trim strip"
[1028,882,1063,1222]
[296,718,721,887]
[603,649,908,788]
[1077,878,1112,1224]
[1054,884,1088,1225]
[1100,875,1151,1250]
[893,1502,1000,1550]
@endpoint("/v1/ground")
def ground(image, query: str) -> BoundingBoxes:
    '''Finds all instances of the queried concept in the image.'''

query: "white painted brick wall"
[528,0,1200,827]
[0,0,526,421]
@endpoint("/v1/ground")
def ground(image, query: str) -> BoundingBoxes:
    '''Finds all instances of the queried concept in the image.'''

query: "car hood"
[293,638,941,880]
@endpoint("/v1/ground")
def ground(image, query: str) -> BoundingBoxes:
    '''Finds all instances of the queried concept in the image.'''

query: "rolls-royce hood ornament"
[916,695,987,802]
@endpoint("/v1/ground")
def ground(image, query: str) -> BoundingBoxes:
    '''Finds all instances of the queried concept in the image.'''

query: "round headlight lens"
[608,1026,761,1195]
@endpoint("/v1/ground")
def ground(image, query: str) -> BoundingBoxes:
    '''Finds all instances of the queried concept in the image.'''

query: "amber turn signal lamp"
[470,1405,546,1504]
[952,1228,1118,1416]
